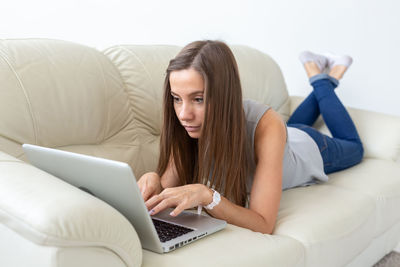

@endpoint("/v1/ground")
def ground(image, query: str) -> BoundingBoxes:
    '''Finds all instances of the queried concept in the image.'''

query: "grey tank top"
[243,99,328,192]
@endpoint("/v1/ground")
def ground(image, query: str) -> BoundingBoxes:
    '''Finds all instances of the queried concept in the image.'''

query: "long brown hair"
[157,40,248,206]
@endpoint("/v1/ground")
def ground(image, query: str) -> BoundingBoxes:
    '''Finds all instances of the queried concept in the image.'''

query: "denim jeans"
[287,74,364,174]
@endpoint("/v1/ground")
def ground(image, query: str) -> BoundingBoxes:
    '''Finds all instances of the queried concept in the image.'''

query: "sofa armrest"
[290,96,400,162]
[0,151,142,267]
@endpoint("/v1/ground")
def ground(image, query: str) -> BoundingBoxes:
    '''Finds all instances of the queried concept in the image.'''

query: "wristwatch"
[205,189,221,210]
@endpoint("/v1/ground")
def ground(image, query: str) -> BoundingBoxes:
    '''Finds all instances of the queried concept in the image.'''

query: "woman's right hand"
[137,172,163,201]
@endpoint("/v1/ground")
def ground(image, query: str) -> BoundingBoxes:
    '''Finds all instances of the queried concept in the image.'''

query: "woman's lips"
[184,126,200,132]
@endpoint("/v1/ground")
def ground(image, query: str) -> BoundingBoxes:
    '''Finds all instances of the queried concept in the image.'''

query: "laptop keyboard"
[152,219,194,242]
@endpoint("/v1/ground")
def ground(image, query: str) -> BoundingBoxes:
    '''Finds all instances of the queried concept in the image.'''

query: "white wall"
[1,0,399,116]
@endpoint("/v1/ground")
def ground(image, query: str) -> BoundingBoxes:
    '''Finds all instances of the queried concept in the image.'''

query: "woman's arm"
[146,109,286,234]
[160,155,181,188]
[138,155,181,201]
[207,109,286,234]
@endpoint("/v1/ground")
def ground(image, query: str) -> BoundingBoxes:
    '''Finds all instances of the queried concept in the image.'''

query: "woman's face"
[169,68,205,139]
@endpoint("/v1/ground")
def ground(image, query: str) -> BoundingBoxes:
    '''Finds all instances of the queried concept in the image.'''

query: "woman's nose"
[178,103,194,121]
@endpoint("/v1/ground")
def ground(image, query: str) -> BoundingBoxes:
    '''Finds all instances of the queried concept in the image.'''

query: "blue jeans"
[287,74,364,174]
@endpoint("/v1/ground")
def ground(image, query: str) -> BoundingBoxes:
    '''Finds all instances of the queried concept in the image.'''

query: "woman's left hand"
[145,184,213,217]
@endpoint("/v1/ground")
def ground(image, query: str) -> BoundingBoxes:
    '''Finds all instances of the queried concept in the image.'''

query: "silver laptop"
[22,144,226,253]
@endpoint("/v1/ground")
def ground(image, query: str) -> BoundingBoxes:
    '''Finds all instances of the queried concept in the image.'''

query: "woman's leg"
[293,53,360,142]
[287,93,320,126]
[288,52,339,126]
[290,55,364,173]
[287,75,338,126]
[311,74,361,142]
[288,53,326,126]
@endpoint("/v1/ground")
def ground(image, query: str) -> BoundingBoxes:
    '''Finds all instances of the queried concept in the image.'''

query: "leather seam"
[91,51,109,144]
[0,46,38,144]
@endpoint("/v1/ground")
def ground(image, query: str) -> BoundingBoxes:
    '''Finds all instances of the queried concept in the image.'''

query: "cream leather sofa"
[1,39,400,267]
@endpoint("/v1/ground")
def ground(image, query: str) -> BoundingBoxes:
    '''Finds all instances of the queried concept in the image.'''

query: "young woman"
[137,41,363,234]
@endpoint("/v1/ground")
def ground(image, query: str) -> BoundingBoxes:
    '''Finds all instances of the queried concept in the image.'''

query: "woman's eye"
[172,96,181,102]
[194,97,204,103]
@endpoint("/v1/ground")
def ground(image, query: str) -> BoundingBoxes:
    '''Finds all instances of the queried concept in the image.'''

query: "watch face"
[206,189,221,210]
[214,191,221,202]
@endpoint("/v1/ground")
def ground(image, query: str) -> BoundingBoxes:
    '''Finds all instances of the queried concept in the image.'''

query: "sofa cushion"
[142,224,305,267]
[0,153,142,267]
[275,184,376,267]
[0,39,135,165]
[231,45,291,120]
[103,45,181,178]
[327,158,400,236]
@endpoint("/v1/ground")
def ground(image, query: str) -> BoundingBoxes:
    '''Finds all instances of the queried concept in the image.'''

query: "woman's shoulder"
[256,108,285,137]
[242,98,285,145]
[243,99,271,124]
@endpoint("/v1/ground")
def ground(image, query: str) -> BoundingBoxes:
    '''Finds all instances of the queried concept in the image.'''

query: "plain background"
[1,0,399,116]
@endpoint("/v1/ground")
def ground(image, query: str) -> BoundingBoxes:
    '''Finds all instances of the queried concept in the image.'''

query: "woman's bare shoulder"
[255,108,286,139]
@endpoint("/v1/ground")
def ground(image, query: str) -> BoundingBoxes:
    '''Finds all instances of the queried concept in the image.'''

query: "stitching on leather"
[0,160,25,163]
[0,133,22,148]
[117,46,152,81]
[102,46,137,139]
[116,46,159,123]
[0,44,38,144]
[102,45,170,142]
[91,50,109,144]
[55,246,128,267]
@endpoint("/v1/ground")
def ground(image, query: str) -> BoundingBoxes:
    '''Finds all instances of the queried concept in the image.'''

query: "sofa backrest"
[0,39,289,178]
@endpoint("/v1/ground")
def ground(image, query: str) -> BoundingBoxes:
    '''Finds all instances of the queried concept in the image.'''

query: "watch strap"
[205,189,221,210]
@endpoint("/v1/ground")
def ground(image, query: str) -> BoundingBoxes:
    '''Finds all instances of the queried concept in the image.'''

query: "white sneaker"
[299,51,329,72]
[323,53,353,69]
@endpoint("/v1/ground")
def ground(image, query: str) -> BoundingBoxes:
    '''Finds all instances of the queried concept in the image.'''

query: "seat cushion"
[326,158,400,236]
[275,184,376,267]
[142,224,305,267]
